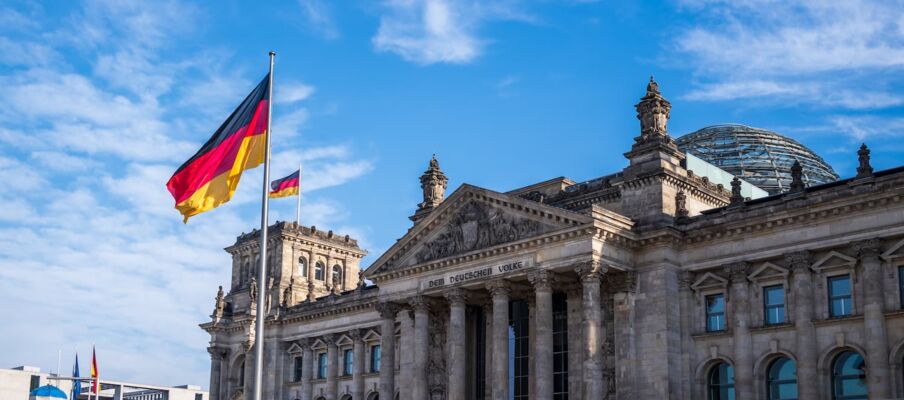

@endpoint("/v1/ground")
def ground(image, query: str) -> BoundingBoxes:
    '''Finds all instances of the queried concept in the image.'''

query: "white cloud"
[675,0,904,109]
[829,115,904,141]
[278,82,316,104]
[298,0,339,40]
[372,0,531,65]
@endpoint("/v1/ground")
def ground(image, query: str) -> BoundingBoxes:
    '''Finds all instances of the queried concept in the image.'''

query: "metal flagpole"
[252,50,276,400]
[296,164,302,225]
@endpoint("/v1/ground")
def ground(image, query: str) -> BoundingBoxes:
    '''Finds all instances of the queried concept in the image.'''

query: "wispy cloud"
[674,0,904,110]
[372,0,533,65]
[298,0,340,40]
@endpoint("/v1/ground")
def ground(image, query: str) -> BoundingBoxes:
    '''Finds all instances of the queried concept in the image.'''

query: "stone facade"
[202,79,904,400]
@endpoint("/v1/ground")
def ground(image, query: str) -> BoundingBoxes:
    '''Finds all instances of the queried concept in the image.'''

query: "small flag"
[71,353,81,399]
[269,170,300,198]
[90,347,98,394]
[166,73,271,223]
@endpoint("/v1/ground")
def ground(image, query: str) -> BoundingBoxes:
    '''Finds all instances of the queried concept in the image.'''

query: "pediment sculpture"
[415,201,543,264]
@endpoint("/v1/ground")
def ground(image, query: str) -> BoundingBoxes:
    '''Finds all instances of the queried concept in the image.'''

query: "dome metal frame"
[676,124,839,195]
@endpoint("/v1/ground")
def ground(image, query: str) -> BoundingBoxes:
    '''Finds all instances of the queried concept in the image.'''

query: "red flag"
[90,347,99,393]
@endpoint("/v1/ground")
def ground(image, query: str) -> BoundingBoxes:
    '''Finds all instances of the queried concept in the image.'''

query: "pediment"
[286,342,304,355]
[362,329,381,342]
[748,262,789,282]
[336,334,353,346]
[311,338,327,350]
[881,238,904,261]
[811,251,856,272]
[366,184,593,277]
[691,272,728,291]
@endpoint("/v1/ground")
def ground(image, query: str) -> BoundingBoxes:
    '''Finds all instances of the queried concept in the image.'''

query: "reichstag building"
[201,79,904,400]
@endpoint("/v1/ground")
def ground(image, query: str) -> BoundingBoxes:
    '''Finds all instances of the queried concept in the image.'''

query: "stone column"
[300,339,314,400]
[399,309,415,400]
[565,286,583,400]
[482,302,494,400]
[726,262,753,399]
[786,251,819,400]
[208,347,224,400]
[377,302,399,400]
[325,334,339,400]
[350,329,366,400]
[445,289,468,400]
[410,297,431,400]
[612,272,638,399]
[575,261,604,399]
[529,270,554,399]
[486,279,511,400]
[854,239,891,397]
[677,271,694,400]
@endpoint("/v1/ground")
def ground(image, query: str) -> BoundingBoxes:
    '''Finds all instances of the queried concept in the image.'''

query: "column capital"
[485,279,511,298]
[575,260,606,283]
[724,262,749,284]
[850,238,881,259]
[784,250,812,272]
[348,328,365,342]
[207,346,227,360]
[443,288,468,306]
[322,333,338,346]
[677,270,695,290]
[409,295,432,312]
[376,302,401,320]
[528,269,554,291]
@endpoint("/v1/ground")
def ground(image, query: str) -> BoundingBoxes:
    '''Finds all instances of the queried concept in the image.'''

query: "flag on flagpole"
[90,347,98,395]
[268,169,300,198]
[166,74,271,223]
[71,353,81,399]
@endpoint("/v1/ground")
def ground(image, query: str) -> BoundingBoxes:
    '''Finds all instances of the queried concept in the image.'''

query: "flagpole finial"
[269,51,276,56]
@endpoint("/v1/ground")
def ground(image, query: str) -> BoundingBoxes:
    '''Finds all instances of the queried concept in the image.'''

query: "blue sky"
[1,0,903,389]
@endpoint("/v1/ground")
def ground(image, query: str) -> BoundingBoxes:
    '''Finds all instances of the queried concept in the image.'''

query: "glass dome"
[676,124,839,195]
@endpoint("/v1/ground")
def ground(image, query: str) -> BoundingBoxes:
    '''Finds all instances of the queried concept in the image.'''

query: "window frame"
[827,274,853,318]
[831,351,867,400]
[293,355,303,382]
[298,257,308,280]
[707,362,735,400]
[763,285,786,326]
[705,293,726,332]
[343,348,354,376]
[315,262,325,281]
[370,345,381,373]
[317,352,328,380]
[766,356,797,400]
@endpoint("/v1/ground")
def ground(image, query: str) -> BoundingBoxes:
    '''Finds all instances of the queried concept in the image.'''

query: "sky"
[1,0,903,389]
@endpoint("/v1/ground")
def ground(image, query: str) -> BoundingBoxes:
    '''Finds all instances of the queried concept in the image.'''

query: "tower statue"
[213,285,225,320]
[418,155,448,211]
[634,76,672,144]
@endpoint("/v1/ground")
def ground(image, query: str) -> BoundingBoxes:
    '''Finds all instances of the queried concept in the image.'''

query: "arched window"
[832,351,867,399]
[708,362,735,400]
[315,262,325,281]
[366,393,379,400]
[767,357,797,400]
[241,256,250,285]
[332,265,342,284]
[298,257,308,279]
[236,356,246,388]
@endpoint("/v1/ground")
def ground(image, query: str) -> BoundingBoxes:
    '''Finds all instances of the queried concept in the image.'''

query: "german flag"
[269,170,300,198]
[167,74,270,222]
[90,347,98,394]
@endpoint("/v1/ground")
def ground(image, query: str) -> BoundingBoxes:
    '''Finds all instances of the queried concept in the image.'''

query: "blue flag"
[71,353,81,399]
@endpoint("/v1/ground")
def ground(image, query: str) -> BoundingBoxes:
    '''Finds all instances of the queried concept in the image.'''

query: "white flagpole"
[296,165,302,225]
[252,50,275,400]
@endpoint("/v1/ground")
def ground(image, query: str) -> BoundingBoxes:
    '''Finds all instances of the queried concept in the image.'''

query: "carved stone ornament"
[675,190,689,219]
[248,276,258,303]
[851,238,881,259]
[415,201,543,264]
[528,269,553,291]
[729,177,744,206]
[443,288,468,306]
[348,328,364,342]
[789,161,805,193]
[376,302,401,319]
[282,278,295,308]
[410,295,432,312]
[307,280,317,303]
[724,262,749,283]
[322,333,337,346]
[207,346,227,360]
[230,389,243,400]
[634,76,672,142]
[485,280,511,298]
[418,154,449,211]
[575,260,605,283]
[213,285,225,318]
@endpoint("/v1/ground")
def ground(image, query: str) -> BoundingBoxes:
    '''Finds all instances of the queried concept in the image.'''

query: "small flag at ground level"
[90,347,98,394]
[71,353,81,399]
[269,170,300,198]
[166,74,271,223]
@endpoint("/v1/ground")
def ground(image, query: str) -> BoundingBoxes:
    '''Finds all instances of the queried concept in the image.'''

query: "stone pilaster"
[677,271,694,400]
[208,347,226,400]
[376,302,399,400]
[350,330,366,400]
[565,285,583,400]
[324,334,338,400]
[575,261,605,399]
[409,297,431,400]
[299,339,314,400]
[444,289,468,400]
[528,270,554,399]
[612,272,637,399]
[486,279,511,400]
[399,309,414,400]
[853,239,891,397]
[726,262,753,399]
[786,251,818,400]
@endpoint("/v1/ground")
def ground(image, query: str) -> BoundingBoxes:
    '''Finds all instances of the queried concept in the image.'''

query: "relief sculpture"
[416,202,543,264]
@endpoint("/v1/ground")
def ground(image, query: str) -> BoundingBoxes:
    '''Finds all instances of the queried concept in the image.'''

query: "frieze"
[415,201,544,264]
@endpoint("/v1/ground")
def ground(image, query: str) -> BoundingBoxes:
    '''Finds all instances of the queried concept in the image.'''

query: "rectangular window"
[552,293,569,400]
[29,375,40,392]
[370,345,381,373]
[509,299,530,400]
[763,285,786,325]
[705,293,726,332]
[899,266,903,309]
[195,394,203,400]
[317,352,327,379]
[828,275,852,317]
[293,356,303,382]
[343,349,354,376]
